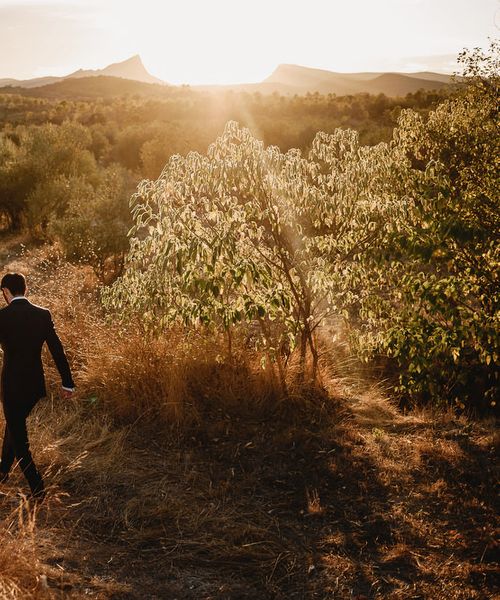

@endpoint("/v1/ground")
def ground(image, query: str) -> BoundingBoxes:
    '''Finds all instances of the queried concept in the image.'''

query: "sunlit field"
[0,3,497,594]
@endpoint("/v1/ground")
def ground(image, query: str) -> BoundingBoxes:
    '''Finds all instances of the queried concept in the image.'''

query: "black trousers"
[0,396,44,496]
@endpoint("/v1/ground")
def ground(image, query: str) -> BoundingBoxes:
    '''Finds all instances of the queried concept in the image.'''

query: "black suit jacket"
[0,298,74,402]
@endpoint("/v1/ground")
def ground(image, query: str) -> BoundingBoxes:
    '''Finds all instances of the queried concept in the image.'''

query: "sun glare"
[0,0,496,82]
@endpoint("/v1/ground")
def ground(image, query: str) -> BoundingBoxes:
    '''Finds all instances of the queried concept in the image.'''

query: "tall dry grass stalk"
[0,502,52,599]
[79,325,328,430]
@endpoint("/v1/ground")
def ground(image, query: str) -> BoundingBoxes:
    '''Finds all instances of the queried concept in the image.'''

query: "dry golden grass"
[0,506,48,600]
[0,239,497,599]
[79,330,287,429]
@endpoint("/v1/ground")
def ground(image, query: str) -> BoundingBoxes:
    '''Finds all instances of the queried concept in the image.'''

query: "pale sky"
[0,0,498,84]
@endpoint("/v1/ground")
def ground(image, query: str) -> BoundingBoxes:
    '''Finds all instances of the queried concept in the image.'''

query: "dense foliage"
[0,86,447,282]
[0,45,497,408]
[357,44,499,408]
[106,44,498,408]
[0,86,447,175]
[0,121,135,280]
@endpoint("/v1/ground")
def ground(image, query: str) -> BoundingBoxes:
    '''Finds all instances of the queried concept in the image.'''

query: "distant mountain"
[359,73,449,96]
[264,64,361,95]
[66,55,164,85]
[0,59,453,98]
[259,64,450,96]
[405,71,454,84]
[0,75,62,89]
[0,55,165,89]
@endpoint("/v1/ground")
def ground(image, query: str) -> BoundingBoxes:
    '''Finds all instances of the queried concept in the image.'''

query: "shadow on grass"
[51,396,411,599]
[11,388,497,600]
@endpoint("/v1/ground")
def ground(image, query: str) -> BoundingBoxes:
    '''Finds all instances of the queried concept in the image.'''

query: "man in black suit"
[0,272,74,500]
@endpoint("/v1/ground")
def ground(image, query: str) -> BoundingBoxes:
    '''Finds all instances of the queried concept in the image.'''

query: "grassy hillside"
[0,237,496,599]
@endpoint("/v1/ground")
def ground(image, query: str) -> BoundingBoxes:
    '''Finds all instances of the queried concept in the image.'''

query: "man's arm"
[45,311,75,391]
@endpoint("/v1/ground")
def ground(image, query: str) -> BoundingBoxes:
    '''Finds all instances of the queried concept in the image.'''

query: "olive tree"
[50,165,135,283]
[104,121,406,385]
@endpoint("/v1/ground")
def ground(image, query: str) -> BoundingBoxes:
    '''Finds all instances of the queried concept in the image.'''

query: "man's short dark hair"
[1,272,26,296]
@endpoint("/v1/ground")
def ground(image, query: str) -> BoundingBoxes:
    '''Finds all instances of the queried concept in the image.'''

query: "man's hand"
[61,388,74,399]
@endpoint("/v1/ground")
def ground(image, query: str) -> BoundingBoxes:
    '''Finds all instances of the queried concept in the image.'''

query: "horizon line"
[0,55,460,86]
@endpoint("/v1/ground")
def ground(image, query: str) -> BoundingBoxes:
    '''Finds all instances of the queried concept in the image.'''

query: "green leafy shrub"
[50,165,135,283]
[356,42,499,410]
